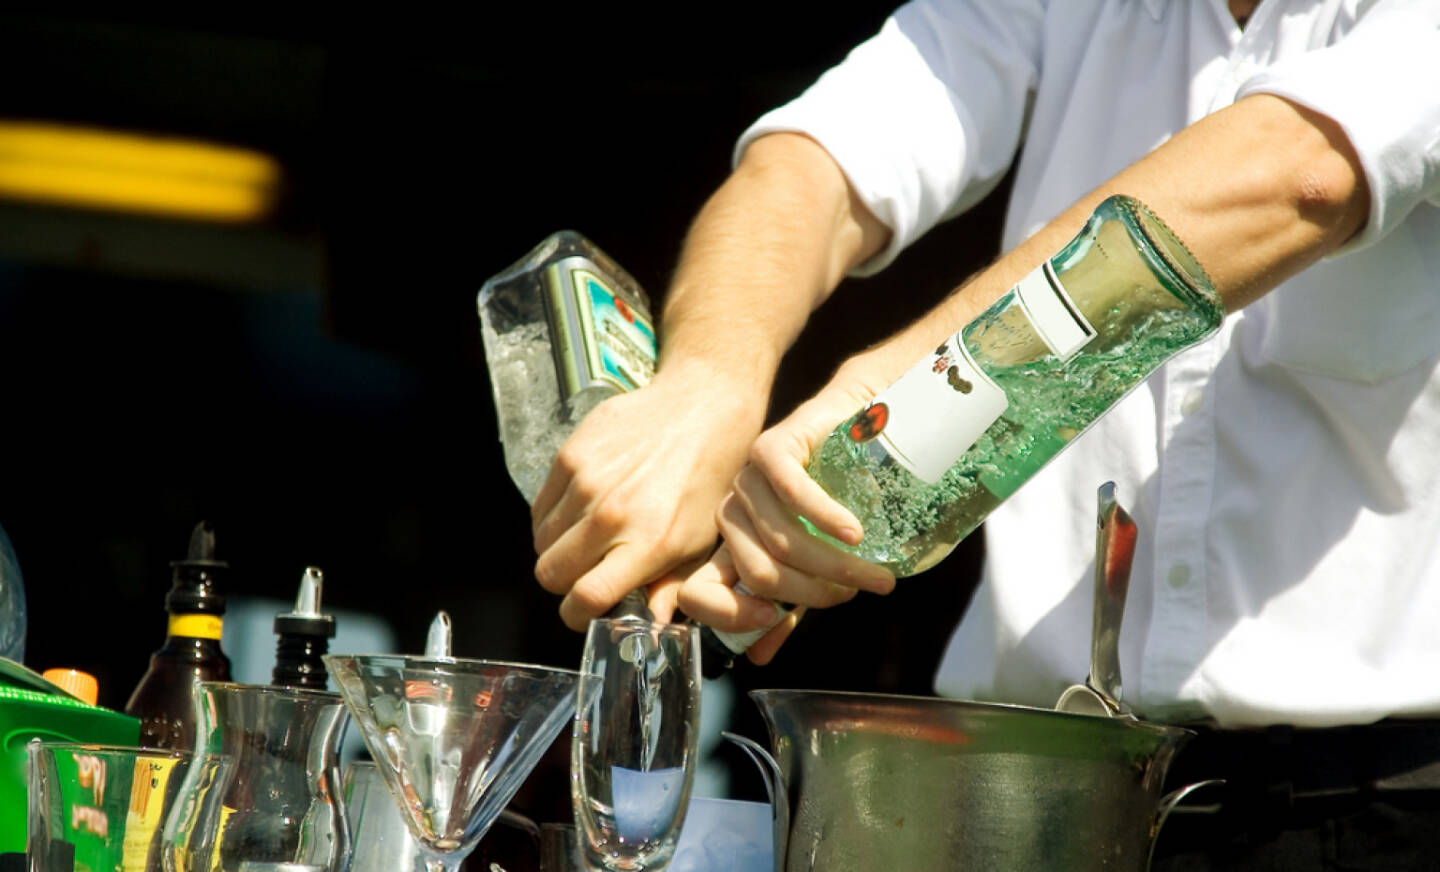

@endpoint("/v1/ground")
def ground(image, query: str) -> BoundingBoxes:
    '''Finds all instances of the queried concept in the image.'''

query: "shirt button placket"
[1142,340,1220,709]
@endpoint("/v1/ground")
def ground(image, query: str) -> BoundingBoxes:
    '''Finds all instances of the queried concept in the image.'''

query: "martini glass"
[324,614,580,872]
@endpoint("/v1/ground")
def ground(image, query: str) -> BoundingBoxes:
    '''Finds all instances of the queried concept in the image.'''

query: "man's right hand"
[529,363,765,631]
[679,362,899,662]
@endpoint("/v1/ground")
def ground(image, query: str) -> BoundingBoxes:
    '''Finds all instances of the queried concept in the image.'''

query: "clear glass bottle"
[124,521,233,749]
[811,195,1223,574]
[477,231,658,504]
[706,195,1224,662]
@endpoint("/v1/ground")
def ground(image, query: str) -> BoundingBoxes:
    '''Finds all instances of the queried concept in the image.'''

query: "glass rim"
[196,680,343,700]
[323,652,581,676]
[587,617,698,635]
[24,740,221,760]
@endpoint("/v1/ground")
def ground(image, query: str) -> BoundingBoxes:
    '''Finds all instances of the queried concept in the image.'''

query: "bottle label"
[857,335,1008,484]
[854,260,1093,484]
[543,255,657,400]
[168,614,223,640]
[121,757,182,872]
[1013,260,1095,361]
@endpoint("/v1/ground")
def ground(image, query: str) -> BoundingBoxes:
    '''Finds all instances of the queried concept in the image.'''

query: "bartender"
[528,2,1440,867]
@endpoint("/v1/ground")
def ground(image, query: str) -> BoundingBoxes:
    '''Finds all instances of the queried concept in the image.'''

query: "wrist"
[647,356,772,431]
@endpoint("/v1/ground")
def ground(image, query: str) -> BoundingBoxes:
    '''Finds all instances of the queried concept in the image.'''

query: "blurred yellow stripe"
[0,121,278,221]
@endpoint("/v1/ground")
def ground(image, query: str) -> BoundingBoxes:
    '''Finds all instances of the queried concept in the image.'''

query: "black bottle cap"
[164,521,229,616]
[698,624,738,680]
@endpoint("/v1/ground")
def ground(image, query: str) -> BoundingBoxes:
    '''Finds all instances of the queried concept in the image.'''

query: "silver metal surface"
[753,689,1196,872]
[1058,481,1138,718]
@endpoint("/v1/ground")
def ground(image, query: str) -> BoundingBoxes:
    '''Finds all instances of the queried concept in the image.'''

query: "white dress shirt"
[736,0,1440,726]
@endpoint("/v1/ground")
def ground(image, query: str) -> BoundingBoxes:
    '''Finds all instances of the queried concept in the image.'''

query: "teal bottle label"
[543,256,657,399]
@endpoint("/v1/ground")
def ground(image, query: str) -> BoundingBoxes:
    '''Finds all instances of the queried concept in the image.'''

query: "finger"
[529,452,575,535]
[746,607,806,665]
[556,543,673,631]
[748,430,867,546]
[730,469,896,596]
[645,554,705,625]
[530,432,636,548]
[532,498,632,596]
[752,392,871,541]
[677,546,786,633]
[531,473,591,556]
[716,496,863,609]
[646,577,681,626]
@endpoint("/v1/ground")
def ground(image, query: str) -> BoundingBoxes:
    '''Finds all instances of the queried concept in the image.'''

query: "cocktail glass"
[324,642,579,872]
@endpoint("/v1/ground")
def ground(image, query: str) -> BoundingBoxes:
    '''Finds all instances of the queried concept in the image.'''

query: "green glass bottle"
[809,194,1224,575]
[704,195,1225,665]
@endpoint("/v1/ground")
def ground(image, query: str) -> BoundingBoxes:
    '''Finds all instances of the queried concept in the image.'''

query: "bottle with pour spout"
[705,195,1226,667]
[272,566,336,690]
[124,521,233,749]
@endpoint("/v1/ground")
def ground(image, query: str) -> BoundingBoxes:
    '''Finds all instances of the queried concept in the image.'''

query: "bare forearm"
[656,132,890,396]
[845,93,1370,384]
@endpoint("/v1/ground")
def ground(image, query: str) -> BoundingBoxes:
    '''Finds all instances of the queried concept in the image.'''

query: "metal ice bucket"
[752,688,1207,872]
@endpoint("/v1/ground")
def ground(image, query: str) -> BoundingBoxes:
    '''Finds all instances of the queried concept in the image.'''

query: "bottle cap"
[42,668,98,705]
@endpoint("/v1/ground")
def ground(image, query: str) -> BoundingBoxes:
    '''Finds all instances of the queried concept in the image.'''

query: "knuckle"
[569,579,617,616]
[534,560,569,596]
[552,443,583,476]
[755,522,794,562]
[739,562,781,597]
[589,497,627,534]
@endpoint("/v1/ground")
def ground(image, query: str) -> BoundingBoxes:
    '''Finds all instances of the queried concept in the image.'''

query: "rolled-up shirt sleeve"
[1235,0,1440,254]
[733,0,1044,275]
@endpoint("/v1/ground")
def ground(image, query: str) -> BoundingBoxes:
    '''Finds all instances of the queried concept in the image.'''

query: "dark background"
[0,6,1002,821]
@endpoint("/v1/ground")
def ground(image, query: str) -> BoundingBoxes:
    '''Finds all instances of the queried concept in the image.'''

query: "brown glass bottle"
[124,521,233,749]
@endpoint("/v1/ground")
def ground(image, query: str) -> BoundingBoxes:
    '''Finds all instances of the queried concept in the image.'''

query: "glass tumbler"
[160,681,351,872]
[572,619,701,871]
[27,741,227,872]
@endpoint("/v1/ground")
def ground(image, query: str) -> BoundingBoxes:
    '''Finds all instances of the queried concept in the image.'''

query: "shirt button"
[1181,389,1204,415]
[1167,564,1191,588]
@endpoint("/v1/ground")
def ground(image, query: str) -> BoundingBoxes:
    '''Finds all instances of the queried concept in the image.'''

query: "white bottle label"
[864,336,1008,484]
[1014,261,1095,361]
[859,260,1091,484]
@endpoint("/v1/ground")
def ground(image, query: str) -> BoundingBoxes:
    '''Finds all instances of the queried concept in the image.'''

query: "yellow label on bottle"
[168,614,223,640]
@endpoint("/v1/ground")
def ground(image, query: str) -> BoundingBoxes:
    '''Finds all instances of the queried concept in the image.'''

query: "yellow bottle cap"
[42,668,99,705]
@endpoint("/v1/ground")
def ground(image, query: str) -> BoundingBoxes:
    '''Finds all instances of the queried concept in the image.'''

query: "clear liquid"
[806,283,1221,577]
[575,628,694,871]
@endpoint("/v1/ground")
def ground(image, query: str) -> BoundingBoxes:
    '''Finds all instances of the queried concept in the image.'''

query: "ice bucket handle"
[722,731,788,872]
[1148,779,1225,861]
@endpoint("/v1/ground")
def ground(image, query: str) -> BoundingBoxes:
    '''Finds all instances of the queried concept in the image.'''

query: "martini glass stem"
[417,851,462,872]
